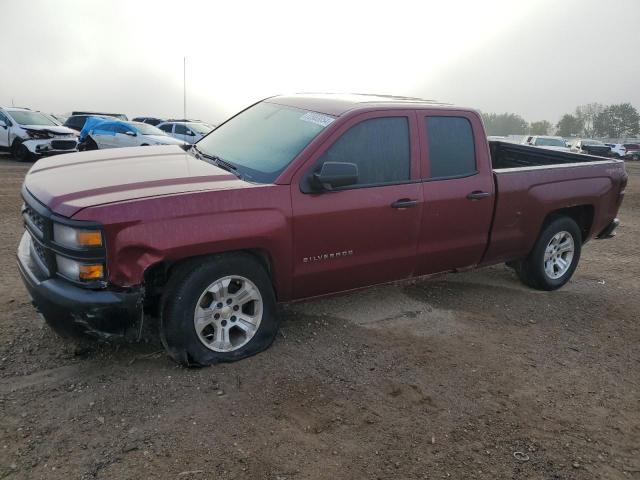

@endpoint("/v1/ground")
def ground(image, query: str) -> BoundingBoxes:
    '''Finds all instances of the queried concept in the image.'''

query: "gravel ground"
[0,154,639,479]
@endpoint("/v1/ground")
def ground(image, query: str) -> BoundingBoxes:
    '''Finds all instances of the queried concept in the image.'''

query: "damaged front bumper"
[23,138,78,156]
[17,232,141,340]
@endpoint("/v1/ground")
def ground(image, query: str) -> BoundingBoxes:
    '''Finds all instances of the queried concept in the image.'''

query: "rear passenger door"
[414,112,495,275]
[290,111,423,299]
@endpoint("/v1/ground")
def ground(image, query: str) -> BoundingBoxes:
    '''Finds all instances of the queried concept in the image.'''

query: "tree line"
[482,103,640,138]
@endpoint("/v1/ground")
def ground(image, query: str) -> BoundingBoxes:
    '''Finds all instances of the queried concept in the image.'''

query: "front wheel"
[515,216,582,291]
[13,142,34,162]
[160,253,279,366]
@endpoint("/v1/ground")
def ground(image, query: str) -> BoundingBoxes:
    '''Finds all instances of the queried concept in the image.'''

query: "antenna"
[183,57,186,121]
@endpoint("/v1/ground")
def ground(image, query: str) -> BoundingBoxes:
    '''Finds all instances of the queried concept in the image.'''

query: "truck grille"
[31,237,48,265]
[51,140,77,150]
[23,203,45,236]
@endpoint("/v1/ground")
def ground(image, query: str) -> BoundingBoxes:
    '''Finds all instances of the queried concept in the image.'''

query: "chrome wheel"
[543,231,575,279]
[193,275,263,352]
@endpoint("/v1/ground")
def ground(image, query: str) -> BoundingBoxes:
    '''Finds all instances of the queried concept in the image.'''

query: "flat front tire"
[160,253,279,366]
[515,216,582,291]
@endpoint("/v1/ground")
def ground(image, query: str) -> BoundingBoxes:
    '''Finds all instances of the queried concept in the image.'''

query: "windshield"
[8,110,58,126]
[188,122,213,134]
[195,102,334,183]
[133,123,166,135]
[535,137,565,147]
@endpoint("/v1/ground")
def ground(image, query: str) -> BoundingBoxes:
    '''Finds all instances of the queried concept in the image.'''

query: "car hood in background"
[144,135,187,145]
[24,145,249,217]
[22,124,77,136]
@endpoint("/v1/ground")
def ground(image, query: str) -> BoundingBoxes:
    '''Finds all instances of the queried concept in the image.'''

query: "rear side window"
[425,117,476,179]
[175,124,191,135]
[159,124,173,133]
[318,117,410,186]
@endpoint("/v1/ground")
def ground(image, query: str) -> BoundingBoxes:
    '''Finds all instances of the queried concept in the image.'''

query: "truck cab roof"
[265,93,452,116]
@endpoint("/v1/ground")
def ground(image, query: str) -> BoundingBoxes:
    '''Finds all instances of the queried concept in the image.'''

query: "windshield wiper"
[193,146,244,179]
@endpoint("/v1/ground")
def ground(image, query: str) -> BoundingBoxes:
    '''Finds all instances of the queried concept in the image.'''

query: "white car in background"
[522,135,571,152]
[604,143,627,158]
[157,121,214,144]
[0,107,78,162]
[84,120,188,150]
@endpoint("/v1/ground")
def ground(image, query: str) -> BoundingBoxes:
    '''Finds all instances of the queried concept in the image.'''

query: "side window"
[115,124,130,134]
[0,112,10,125]
[174,124,188,135]
[318,117,410,186]
[159,124,173,133]
[425,116,476,179]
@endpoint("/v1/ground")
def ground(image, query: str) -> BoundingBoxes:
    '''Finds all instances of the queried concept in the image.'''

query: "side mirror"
[125,131,136,136]
[187,131,195,136]
[0,120,6,129]
[312,162,358,191]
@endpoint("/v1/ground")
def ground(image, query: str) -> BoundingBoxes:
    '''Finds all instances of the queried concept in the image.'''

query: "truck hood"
[24,145,247,217]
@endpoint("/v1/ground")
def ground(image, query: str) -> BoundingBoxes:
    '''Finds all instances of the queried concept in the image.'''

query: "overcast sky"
[1,0,639,124]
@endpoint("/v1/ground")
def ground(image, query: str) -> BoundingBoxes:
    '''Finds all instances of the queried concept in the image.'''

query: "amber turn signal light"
[77,231,103,247]
[79,264,104,280]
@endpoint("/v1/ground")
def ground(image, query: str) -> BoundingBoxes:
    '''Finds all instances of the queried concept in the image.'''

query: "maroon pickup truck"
[17,94,627,366]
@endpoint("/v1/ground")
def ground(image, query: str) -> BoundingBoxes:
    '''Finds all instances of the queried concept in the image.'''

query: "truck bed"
[489,140,612,169]
[483,140,626,266]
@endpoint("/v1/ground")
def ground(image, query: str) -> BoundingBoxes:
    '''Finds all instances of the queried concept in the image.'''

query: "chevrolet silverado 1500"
[17,94,627,365]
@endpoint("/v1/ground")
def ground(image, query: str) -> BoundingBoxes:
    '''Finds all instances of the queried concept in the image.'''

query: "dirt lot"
[0,154,638,480]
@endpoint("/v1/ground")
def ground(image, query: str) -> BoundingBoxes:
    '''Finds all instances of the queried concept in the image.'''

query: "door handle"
[391,198,419,209]
[466,191,490,200]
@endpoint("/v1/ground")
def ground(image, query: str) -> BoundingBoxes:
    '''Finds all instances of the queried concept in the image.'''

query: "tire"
[515,216,582,291]
[84,138,98,151]
[160,253,279,366]
[12,141,33,162]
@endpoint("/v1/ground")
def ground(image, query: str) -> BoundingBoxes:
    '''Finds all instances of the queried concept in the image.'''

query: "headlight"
[56,255,104,281]
[54,224,103,248]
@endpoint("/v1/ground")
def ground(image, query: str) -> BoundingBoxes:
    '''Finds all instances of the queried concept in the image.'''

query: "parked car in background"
[72,111,128,121]
[523,135,571,152]
[605,143,627,158]
[132,117,165,126]
[570,139,611,157]
[623,143,640,159]
[0,107,78,161]
[16,93,627,366]
[157,121,215,144]
[83,119,188,150]
[64,114,117,133]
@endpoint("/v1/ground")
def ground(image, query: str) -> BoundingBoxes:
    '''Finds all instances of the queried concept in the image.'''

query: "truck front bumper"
[17,232,142,340]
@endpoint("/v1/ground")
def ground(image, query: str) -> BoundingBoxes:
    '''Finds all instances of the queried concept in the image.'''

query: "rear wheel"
[160,253,279,366]
[515,216,582,291]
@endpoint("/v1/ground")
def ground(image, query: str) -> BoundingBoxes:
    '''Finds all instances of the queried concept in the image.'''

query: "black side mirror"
[313,162,358,191]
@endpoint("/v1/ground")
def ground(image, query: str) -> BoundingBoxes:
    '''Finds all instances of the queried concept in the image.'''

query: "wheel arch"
[142,248,279,304]
[541,204,594,243]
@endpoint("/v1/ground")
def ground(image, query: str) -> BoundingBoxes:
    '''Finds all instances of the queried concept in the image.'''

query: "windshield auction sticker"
[300,112,335,128]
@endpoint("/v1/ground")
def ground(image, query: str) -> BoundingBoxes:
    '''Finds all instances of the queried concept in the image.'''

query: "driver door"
[290,111,423,299]
[113,125,140,148]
